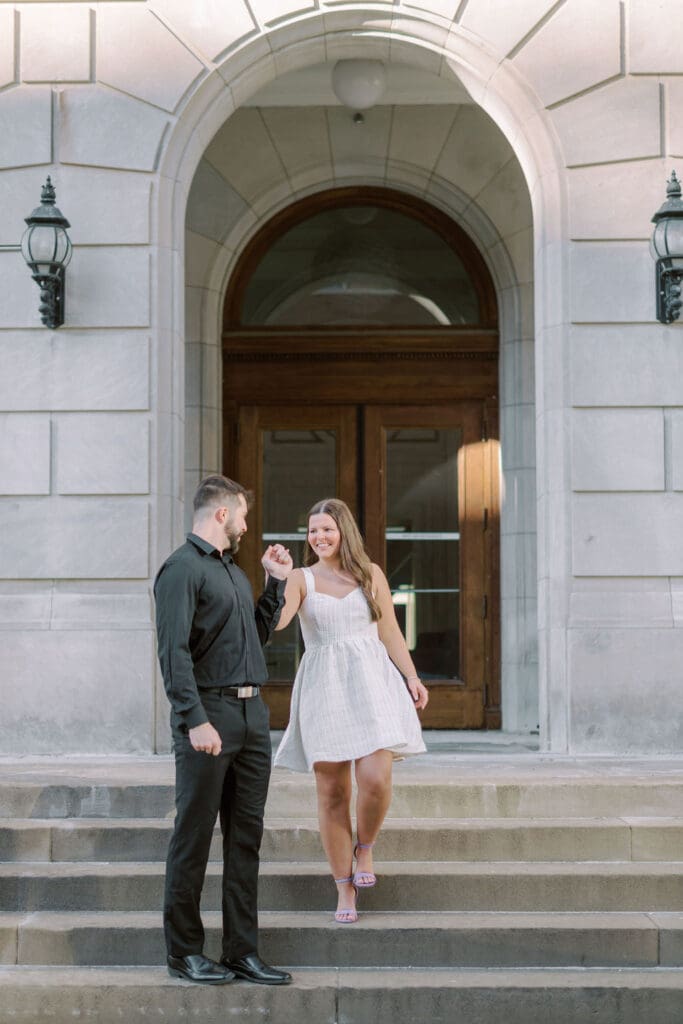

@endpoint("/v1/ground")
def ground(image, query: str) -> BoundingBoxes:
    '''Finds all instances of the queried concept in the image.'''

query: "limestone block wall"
[533,0,683,753]
[0,4,172,753]
[0,0,680,754]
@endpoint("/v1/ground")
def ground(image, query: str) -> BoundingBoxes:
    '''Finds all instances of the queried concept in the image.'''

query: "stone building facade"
[0,0,681,757]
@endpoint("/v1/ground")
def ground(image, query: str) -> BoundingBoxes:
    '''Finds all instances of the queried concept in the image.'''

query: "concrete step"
[3,910,683,969]
[0,783,177,820]
[1,965,683,1024]
[3,861,683,913]
[5,765,683,819]
[3,758,683,1020]
[4,816,682,863]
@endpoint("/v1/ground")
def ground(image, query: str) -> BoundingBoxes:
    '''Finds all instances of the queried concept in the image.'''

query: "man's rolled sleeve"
[154,559,208,729]
[254,575,287,646]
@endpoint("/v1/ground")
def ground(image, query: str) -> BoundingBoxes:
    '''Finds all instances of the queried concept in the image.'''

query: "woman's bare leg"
[354,749,393,879]
[313,760,355,915]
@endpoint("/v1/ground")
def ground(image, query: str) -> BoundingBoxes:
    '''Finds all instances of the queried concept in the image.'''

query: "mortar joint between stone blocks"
[89,8,96,85]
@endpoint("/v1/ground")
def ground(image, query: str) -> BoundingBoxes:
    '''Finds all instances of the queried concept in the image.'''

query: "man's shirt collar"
[187,532,233,562]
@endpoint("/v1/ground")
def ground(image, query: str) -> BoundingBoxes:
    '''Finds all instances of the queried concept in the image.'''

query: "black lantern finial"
[20,177,72,329]
[651,170,683,324]
[41,176,57,204]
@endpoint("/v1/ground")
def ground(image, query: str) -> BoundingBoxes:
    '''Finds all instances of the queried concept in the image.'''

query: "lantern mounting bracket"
[651,170,683,325]
[655,258,683,324]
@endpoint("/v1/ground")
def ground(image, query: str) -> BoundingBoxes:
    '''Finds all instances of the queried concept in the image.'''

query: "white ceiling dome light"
[331,59,387,110]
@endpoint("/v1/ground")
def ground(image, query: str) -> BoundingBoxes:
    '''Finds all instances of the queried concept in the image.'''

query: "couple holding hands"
[154,474,428,987]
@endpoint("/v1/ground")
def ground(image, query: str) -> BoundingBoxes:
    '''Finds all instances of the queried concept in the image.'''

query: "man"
[154,474,293,986]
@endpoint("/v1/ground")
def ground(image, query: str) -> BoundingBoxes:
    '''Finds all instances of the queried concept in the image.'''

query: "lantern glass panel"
[21,224,71,273]
[651,218,683,260]
[663,219,683,260]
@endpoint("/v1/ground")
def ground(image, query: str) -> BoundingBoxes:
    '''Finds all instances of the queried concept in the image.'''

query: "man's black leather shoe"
[167,954,235,984]
[221,952,292,986]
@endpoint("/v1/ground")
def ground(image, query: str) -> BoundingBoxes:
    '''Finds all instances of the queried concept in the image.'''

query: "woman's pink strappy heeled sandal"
[334,875,358,923]
[353,841,377,888]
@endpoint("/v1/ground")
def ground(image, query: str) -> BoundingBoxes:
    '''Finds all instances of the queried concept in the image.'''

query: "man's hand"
[262,544,293,580]
[188,721,222,756]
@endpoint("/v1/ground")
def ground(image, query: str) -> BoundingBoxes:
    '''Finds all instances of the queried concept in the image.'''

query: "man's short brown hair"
[192,475,254,515]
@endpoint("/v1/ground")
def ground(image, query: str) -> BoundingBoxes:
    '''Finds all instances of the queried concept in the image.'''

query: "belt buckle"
[236,685,254,698]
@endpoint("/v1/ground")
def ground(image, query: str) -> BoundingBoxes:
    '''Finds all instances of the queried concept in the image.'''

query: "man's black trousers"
[164,690,271,960]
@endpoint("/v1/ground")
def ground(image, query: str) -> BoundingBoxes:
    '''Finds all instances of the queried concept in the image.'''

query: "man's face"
[222,495,248,552]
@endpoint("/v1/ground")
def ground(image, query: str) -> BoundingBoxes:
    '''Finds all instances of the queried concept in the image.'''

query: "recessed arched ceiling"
[185,94,533,295]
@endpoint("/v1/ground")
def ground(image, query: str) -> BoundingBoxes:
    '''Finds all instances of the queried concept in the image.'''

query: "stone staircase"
[1,753,683,1022]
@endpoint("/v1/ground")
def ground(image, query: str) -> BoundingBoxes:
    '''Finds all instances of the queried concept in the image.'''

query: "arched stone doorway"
[167,15,553,749]
[222,186,500,729]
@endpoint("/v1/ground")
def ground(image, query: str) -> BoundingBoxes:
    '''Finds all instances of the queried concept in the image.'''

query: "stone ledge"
[0,964,682,1024]
[2,909,668,969]
[3,814,663,863]
[3,859,683,913]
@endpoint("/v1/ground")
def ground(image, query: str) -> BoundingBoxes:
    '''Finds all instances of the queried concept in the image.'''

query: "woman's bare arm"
[273,567,306,630]
[372,565,429,709]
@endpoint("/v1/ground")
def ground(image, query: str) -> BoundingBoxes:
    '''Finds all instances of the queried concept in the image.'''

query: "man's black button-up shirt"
[154,533,286,729]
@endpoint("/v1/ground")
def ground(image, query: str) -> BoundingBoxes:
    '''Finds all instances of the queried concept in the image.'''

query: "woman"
[273,498,429,923]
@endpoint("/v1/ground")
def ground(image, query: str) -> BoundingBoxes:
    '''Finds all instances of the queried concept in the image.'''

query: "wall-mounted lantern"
[651,170,683,324]
[19,177,73,329]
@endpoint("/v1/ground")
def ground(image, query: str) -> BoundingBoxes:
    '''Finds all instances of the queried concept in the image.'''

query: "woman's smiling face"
[308,512,341,560]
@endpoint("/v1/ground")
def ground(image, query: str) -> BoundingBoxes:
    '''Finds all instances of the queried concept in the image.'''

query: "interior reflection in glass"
[242,206,479,326]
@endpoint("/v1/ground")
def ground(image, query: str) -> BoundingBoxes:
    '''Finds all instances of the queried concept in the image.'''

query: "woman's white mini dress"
[274,567,426,773]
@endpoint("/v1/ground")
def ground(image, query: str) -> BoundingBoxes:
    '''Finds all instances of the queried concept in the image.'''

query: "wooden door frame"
[364,403,496,729]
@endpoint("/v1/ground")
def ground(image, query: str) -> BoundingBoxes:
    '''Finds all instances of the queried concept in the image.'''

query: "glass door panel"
[385,426,462,680]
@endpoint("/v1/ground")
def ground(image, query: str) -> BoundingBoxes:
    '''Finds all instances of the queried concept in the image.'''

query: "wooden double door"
[231,400,499,729]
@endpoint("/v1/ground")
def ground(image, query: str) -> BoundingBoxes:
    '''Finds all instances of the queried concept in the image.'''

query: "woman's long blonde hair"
[303,498,382,622]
